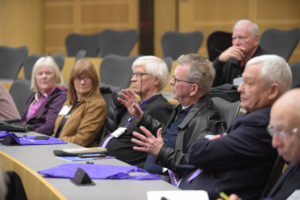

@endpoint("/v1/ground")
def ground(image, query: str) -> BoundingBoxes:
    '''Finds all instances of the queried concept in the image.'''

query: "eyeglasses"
[172,75,198,85]
[132,73,148,78]
[74,77,91,82]
[267,124,298,140]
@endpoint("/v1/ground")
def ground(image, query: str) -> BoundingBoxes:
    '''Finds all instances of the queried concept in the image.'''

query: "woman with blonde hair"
[22,56,67,135]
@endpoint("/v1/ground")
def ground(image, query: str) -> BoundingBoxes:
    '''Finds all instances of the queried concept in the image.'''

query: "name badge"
[287,189,300,200]
[58,105,72,115]
[111,127,127,138]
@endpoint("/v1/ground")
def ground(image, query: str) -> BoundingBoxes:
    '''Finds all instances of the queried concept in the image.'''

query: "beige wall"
[0,0,44,54]
[0,0,299,63]
[155,0,300,63]
[44,0,139,55]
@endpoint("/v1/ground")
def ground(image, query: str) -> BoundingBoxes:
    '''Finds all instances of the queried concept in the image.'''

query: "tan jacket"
[52,95,107,147]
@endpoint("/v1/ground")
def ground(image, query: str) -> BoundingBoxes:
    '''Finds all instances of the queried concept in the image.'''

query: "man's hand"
[217,194,242,200]
[118,89,143,121]
[219,46,245,62]
[131,126,164,156]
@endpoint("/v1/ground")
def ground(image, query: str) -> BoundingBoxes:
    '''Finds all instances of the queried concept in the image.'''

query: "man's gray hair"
[247,55,292,95]
[132,56,169,90]
[233,19,260,36]
[176,54,215,94]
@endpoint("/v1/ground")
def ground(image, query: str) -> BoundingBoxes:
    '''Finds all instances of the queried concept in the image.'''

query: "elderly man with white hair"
[213,19,267,86]
[179,55,292,200]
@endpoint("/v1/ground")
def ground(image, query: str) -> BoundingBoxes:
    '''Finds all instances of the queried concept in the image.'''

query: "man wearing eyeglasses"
[226,88,300,200]
[121,54,225,179]
[178,55,292,200]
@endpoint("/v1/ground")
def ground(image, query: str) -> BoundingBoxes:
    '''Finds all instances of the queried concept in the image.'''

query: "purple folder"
[0,131,67,145]
[38,163,161,180]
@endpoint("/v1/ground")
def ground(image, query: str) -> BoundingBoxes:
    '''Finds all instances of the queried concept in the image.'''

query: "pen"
[219,192,229,200]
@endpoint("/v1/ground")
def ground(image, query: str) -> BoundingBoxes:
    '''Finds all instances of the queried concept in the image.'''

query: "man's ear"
[153,76,160,87]
[269,83,280,101]
[190,84,199,96]
[255,35,260,46]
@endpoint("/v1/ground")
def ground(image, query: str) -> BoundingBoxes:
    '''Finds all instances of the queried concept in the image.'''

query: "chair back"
[0,46,28,79]
[207,31,232,61]
[100,55,139,91]
[163,56,173,73]
[161,31,204,60]
[9,79,32,115]
[75,49,87,61]
[98,29,139,57]
[23,54,65,80]
[211,97,240,130]
[289,61,300,88]
[260,28,300,61]
[65,33,101,57]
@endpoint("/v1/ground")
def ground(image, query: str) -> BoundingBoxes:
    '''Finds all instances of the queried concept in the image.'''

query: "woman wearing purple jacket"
[21,56,67,135]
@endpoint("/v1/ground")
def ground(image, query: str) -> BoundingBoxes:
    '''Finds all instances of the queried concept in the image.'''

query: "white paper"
[287,189,300,200]
[147,190,209,200]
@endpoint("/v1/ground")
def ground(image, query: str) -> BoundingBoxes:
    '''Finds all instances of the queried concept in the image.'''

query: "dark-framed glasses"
[74,77,91,82]
[132,73,148,78]
[172,75,198,85]
[267,124,298,140]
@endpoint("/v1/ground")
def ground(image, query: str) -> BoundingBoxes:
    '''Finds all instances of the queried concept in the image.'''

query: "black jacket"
[100,93,174,166]
[213,46,266,87]
[267,164,300,200]
[180,107,277,200]
[138,95,225,171]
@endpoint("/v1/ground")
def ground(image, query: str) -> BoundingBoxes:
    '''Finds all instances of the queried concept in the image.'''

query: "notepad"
[147,190,209,200]
[53,147,107,156]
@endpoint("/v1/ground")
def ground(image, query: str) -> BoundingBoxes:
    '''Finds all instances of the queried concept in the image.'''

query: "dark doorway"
[139,0,154,55]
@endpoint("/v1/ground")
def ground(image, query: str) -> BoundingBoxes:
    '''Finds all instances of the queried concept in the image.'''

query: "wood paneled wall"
[174,0,300,63]
[0,0,43,54]
[44,0,139,55]
[0,0,299,63]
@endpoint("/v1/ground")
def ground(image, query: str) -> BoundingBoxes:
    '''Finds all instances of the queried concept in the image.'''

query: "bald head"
[270,89,300,164]
[272,89,300,120]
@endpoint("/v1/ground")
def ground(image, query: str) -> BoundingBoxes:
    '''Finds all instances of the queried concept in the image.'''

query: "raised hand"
[118,89,143,121]
[131,126,164,156]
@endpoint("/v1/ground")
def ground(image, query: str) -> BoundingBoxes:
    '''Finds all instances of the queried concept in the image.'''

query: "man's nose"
[272,133,282,149]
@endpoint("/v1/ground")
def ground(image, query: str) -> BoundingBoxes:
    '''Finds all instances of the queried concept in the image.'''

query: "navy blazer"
[267,164,300,200]
[179,107,277,200]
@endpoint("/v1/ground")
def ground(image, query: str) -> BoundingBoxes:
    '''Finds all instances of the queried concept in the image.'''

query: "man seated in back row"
[178,55,292,200]
[213,19,267,87]
[227,88,300,200]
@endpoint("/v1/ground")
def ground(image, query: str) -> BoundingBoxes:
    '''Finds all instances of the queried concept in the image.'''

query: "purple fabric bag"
[0,131,67,145]
[38,163,161,180]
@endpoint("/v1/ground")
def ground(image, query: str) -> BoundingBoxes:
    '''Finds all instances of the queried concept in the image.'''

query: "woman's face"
[35,66,56,94]
[73,74,93,99]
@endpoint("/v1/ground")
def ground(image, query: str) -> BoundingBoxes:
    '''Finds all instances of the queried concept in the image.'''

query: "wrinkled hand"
[219,46,245,62]
[131,126,164,156]
[118,89,143,121]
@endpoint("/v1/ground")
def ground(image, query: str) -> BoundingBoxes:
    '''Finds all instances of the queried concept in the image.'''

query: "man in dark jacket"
[226,88,300,200]
[213,19,267,87]
[179,55,292,200]
[99,56,173,167]
[121,54,225,180]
